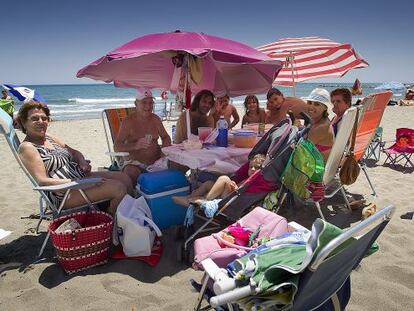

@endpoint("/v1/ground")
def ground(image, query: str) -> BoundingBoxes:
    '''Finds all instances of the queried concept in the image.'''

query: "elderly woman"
[17,101,133,214]
[114,89,172,184]
[303,88,335,161]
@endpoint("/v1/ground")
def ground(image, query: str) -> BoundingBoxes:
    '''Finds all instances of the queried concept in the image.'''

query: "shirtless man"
[114,89,171,184]
[210,95,240,129]
[265,88,308,125]
[174,89,215,144]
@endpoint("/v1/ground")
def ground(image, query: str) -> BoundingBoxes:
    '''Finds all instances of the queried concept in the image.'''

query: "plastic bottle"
[216,115,228,147]
[171,125,176,143]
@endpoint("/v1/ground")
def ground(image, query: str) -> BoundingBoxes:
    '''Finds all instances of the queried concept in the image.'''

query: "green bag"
[281,138,325,199]
[0,99,14,115]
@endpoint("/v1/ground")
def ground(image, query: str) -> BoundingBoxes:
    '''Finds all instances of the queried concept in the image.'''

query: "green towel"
[0,99,14,115]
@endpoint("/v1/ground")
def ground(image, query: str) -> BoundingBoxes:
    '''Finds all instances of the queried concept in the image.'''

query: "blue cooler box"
[137,169,189,230]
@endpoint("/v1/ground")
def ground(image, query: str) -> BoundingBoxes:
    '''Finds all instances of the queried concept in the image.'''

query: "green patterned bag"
[281,139,325,199]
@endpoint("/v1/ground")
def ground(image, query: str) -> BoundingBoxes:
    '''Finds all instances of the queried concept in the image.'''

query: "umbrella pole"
[290,52,296,97]
[184,58,191,139]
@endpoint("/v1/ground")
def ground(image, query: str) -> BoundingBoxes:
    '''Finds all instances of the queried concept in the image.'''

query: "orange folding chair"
[101,107,135,169]
[354,91,393,196]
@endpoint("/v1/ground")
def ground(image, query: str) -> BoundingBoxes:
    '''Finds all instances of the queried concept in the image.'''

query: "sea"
[12,83,384,121]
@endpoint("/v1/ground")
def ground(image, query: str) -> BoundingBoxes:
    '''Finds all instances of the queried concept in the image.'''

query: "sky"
[1,0,413,85]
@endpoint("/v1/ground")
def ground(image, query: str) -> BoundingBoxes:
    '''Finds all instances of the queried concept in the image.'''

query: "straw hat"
[302,88,333,112]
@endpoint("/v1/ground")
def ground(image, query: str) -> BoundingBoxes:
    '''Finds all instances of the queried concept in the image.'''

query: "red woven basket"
[49,211,113,274]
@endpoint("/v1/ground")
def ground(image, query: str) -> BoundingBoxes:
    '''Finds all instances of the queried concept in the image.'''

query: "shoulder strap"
[349,108,360,154]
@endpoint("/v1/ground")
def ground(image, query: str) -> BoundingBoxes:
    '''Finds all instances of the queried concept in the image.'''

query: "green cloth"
[0,99,14,115]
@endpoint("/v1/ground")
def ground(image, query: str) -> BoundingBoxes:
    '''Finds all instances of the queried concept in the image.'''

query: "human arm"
[229,105,240,129]
[241,115,247,127]
[156,116,172,147]
[114,118,151,152]
[18,142,72,186]
[47,134,91,174]
[174,112,187,144]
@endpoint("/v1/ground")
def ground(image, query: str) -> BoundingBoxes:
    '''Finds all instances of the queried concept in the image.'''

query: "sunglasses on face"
[29,115,49,122]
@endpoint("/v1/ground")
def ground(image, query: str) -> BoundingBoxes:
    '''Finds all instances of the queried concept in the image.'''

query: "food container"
[233,130,257,148]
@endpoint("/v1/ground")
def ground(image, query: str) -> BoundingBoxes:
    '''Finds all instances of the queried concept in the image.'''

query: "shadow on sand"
[0,227,191,289]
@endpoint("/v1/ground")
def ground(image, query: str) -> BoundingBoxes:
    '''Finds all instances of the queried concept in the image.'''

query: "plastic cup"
[198,127,213,142]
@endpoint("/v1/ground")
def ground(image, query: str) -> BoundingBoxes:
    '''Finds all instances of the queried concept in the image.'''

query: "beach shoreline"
[0,106,413,310]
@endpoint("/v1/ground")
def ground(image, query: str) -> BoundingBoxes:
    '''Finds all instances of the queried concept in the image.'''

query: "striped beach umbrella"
[257,37,369,94]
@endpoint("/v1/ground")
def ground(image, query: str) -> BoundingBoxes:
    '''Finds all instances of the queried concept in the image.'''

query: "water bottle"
[216,115,228,147]
[171,125,176,143]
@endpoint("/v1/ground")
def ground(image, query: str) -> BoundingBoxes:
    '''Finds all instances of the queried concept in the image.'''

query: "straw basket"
[49,211,113,274]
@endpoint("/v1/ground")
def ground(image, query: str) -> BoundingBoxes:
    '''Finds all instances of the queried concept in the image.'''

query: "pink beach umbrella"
[77,30,283,138]
[257,36,369,95]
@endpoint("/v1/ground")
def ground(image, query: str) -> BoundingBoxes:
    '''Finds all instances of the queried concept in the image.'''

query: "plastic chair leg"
[340,186,352,211]
[315,202,325,220]
[360,163,377,197]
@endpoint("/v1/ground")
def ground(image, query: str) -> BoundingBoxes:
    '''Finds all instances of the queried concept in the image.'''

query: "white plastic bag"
[116,195,162,257]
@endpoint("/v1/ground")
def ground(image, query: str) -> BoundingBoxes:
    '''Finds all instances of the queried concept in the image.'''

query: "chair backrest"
[323,107,358,185]
[354,91,392,161]
[292,205,395,311]
[395,128,414,149]
[101,107,135,153]
[0,108,55,210]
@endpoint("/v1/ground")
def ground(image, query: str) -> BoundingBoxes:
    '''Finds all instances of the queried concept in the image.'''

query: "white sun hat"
[136,88,154,101]
[302,88,333,112]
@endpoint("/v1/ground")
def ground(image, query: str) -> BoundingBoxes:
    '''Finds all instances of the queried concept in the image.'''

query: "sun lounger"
[194,205,395,311]
[0,108,104,257]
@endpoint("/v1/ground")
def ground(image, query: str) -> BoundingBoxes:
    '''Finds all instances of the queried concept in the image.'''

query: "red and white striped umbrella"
[257,36,369,90]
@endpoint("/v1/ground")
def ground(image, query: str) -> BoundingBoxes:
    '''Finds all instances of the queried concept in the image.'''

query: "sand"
[0,106,413,310]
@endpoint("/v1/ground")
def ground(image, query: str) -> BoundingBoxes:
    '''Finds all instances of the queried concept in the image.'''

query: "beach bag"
[281,139,325,199]
[49,211,113,274]
[116,195,162,257]
[340,109,360,185]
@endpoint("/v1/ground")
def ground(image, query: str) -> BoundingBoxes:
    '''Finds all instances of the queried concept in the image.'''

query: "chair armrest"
[201,258,237,294]
[33,178,103,192]
[105,151,130,157]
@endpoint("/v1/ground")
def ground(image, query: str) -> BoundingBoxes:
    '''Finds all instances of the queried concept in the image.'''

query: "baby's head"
[248,154,266,176]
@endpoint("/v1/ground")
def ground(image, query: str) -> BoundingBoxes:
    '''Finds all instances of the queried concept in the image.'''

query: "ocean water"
[13,83,382,121]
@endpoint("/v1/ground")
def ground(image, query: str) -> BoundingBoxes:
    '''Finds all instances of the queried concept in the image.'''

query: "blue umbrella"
[2,84,46,102]
[374,81,406,92]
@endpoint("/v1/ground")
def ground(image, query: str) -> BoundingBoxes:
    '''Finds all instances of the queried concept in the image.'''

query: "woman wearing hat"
[303,88,335,161]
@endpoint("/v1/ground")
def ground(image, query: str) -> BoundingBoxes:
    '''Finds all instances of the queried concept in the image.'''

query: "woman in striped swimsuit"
[17,101,133,214]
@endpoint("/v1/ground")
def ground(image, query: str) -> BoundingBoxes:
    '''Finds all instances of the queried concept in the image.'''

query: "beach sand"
[1,106,413,310]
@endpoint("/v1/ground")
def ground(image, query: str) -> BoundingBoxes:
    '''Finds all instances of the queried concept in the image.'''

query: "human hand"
[229,181,238,191]
[79,159,92,174]
[136,137,151,150]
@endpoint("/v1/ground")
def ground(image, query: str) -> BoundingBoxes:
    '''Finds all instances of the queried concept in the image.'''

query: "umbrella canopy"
[77,31,283,97]
[256,36,369,88]
[2,84,45,102]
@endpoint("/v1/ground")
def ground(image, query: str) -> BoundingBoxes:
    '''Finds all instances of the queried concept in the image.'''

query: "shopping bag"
[116,195,162,257]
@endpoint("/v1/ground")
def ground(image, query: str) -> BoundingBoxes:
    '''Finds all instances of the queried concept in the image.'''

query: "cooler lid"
[137,169,189,194]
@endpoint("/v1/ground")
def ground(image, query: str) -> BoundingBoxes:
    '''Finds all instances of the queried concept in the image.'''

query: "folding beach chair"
[101,107,135,169]
[383,128,414,168]
[272,107,357,220]
[353,91,392,196]
[0,108,103,257]
[364,127,384,162]
[195,205,395,311]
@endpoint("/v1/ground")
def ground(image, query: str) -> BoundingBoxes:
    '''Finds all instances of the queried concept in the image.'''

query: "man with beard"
[174,89,215,143]
[265,88,308,125]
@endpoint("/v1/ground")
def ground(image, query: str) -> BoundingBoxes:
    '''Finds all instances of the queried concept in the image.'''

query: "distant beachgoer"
[114,89,171,184]
[17,100,132,214]
[330,88,352,136]
[303,88,335,161]
[172,154,266,207]
[264,88,308,125]
[241,95,266,127]
[1,90,15,118]
[174,89,215,144]
[210,94,240,129]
